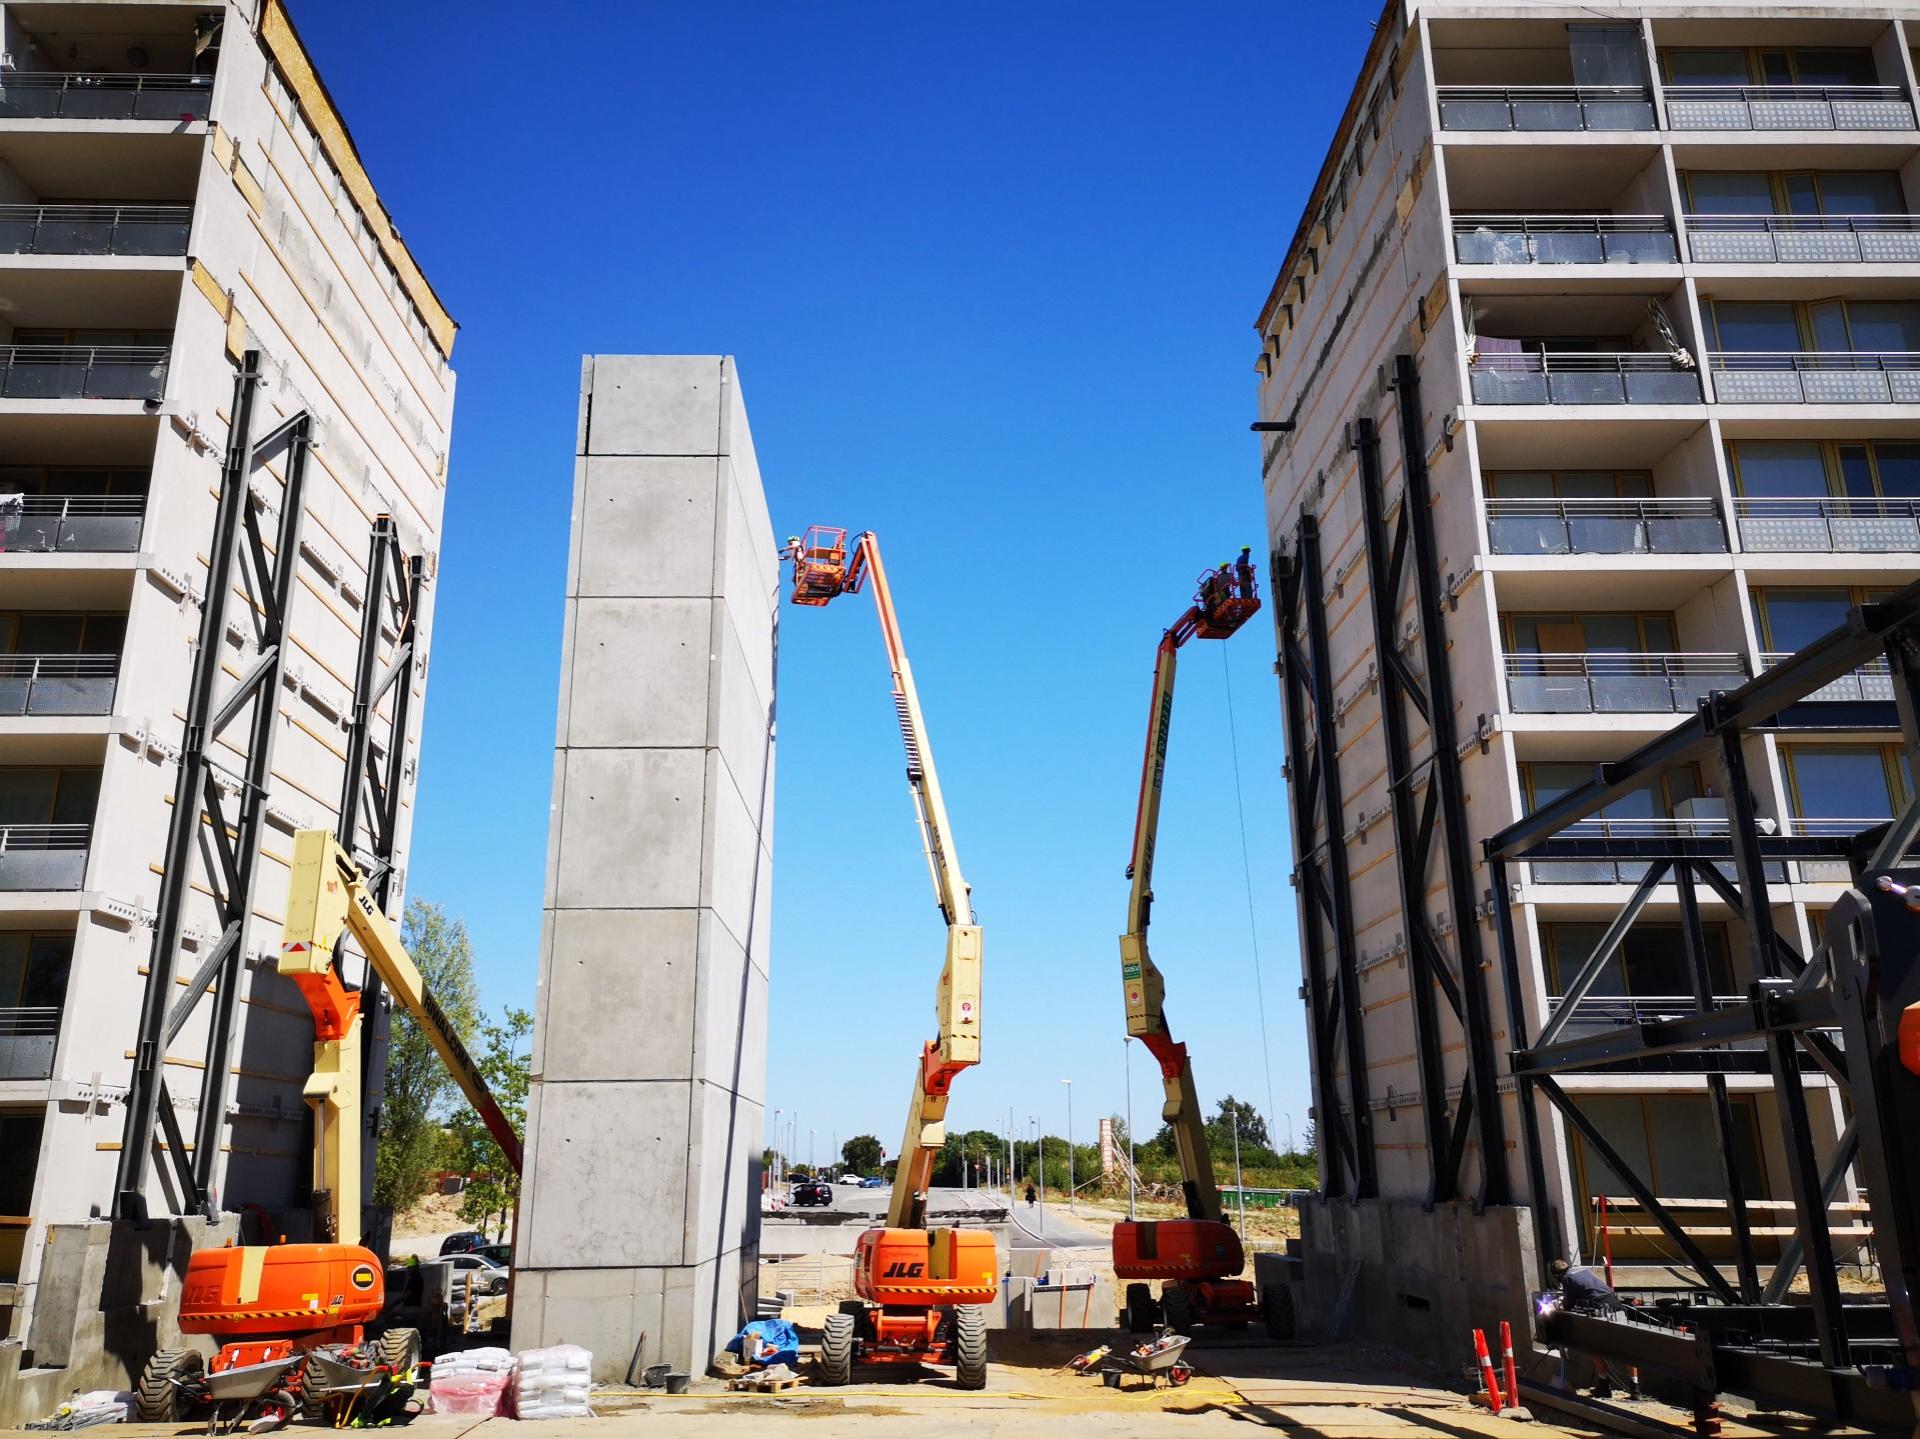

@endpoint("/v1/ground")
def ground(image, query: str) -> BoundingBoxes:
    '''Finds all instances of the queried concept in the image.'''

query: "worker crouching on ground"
[1549,1259,1628,1398]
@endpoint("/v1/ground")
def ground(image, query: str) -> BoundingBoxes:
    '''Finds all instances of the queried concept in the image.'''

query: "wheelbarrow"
[1100,1332,1194,1391]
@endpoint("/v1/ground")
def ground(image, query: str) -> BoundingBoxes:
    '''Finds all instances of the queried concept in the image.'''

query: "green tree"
[449,1005,532,1240]
[1300,1118,1317,1159]
[373,899,480,1211]
[1209,1095,1270,1151]
[841,1134,884,1176]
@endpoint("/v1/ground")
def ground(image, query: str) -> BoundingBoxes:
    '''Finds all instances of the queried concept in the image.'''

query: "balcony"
[1454,215,1677,266]
[1709,352,1920,404]
[0,204,190,258]
[0,495,145,554]
[1487,497,1727,555]
[0,72,211,122]
[1470,351,1702,405]
[1663,85,1915,132]
[0,1006,56,1080]
[1529,816,1761,885]
[1686,214,1920,265]
[0,345,167,401]
[1543,994,1835,1071]
[1733,497,1920,552]
[1760,652,1893,703]
[1438,85,1655,133]
[0,655,118,716]
[0,825,89,890]
[1507,652,1745,713]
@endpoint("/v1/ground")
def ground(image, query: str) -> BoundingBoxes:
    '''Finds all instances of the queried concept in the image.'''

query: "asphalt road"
[790,1183,1108,1248]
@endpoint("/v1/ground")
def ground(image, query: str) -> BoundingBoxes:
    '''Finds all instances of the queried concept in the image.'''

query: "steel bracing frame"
[1483,579,1920,1427]
[1274,514,1375,1199]
[115,352,314,1222]
[1349,354,1508,1207]
[338,514,425,1221]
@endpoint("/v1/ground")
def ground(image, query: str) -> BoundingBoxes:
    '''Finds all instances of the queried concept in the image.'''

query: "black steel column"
[1354,414,1453,1194]
[1489,855,1556,1266]
[114,355,262,1221]
[1391,353,1510,1205]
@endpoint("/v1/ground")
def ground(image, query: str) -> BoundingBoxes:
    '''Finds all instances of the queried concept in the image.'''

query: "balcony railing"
[1438,85,1655,132]
[1543,994,1837,1068]
[1788,817,1901,882]
[1506,651,1745,713]
[1454,215,1677,266]
[1710,352,1920,405]
[0,654,118,716]
[0,345,168,401]
[1470,351,1702,405]
[1686,213,1920,265]
[1487,497,1726,555]
[0,495,145,554]
[0,1005,57,1080]
[1760,652,1893,704]
[0,204,191,257]
[1529,815,1767,885]
[0,72,211,122]
[1733,496,1920,553]
[0,824,89,890]
[1663,84,1915,132]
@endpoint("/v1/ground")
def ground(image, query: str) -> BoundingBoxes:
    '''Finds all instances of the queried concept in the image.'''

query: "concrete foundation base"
[0,1215,239,1428]
[1296,1198,1539,1358]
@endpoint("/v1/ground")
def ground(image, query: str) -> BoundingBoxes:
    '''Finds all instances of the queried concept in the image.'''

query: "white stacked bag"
[511,1344,593,1420]
[427,1346,516,1416]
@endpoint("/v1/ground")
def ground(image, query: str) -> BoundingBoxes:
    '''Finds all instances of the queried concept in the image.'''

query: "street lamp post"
[1124,1038,1136,1219]
[1060,1078,1075,1213]
[810,1128,816,1174]
[1030,1116,1043,1233]
[773,1108,782,1188]
[1231,1109,1247,1234]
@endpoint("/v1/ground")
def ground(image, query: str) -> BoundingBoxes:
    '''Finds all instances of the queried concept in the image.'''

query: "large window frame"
[1726,438,1920,498]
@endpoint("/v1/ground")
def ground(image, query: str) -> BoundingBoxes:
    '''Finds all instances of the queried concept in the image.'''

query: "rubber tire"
[1262,1282,1297,1341]
[1124,1283,1158,1334]
[819,1313,855,1386]
[952,1305,988,1391]
[135,1348,204,1422]
[1160,1285,1195,1333]
[376,1327,421,1374]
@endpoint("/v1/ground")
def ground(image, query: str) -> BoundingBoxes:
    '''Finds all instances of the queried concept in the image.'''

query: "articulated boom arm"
[1119,568,1260,1224]
[279,828,523,1246]
[784,528,981,1234]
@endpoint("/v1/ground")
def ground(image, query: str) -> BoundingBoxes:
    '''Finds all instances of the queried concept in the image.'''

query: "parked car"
[445,1252,509,1295]
[837,1174,866,1186]
[476,1242,513,1267]
[790,1179,833,1207]
[862,1176,887,1188]
[439,1231,488,1256]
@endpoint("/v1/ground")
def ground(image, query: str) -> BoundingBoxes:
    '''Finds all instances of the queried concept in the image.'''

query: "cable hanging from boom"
[1220,639,1279,1146]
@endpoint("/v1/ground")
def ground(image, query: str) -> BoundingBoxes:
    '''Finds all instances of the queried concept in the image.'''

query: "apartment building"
[0,0,455,1342]
[1261,0,1916,1333]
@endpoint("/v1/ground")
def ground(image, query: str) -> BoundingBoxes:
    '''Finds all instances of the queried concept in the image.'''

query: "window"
[0,614,124,656]
[1485,470,1652,499]
[1728,439,1920,497]
[0,933,71,1013]
[1751,586,1889,651]
[1662,46,1877,86]
[1505,612,1676,653]
[0,1110,43,1280]
[0,468,148,499]
[1569,1094,1766,1209]
[1707,299,1920,353]
[1681,170,1906,216]
[1543,923,1735,998]
[0,769,99,828]
[1781,744,1908,821]
[1520,760,1703,819]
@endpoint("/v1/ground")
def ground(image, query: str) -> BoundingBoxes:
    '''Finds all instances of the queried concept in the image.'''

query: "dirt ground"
[393,1191,469,1239]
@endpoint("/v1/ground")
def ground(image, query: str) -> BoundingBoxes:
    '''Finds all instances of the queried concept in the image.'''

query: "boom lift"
[1112,556,1293,1340]
[134,829,523,1421]
[784,526,995,1390]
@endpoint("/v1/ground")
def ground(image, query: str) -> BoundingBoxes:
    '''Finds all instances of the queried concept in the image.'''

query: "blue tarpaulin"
[727,1318,799,1370]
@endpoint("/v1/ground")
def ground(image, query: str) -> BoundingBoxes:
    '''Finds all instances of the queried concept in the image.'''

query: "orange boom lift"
[134,831,523,1422]
[785,526,995,1389]
[1112,554,1293,1340]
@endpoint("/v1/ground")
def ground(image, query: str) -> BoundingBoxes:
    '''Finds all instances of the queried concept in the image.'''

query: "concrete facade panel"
[519,1080,690,1269]
[553,746,707,910]
[568,597,713,749]
[586,356,723,457]
[576,457,721,600]
[538,909,701,1083]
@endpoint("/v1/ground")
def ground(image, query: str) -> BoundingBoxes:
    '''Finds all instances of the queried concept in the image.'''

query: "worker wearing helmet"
[1234,546,1256,599]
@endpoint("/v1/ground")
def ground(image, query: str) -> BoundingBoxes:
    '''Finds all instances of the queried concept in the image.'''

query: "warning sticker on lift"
[1122,964,1141,979]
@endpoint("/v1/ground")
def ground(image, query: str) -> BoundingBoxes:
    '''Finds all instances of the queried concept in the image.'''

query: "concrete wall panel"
[576,457,721,599]
[587,356,723,457]
[520,1081,691,1268]
[539,909,700,1082]
[568,597,713,748]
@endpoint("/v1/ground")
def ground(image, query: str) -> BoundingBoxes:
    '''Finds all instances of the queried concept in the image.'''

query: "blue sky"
[296,2,1375,1160]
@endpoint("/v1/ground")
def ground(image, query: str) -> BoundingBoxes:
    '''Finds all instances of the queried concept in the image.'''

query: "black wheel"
[1125,1283,1158,1334]
[819,1313,855,1386]
[376,1327,421,1374]
[953,1305,987,1391]
[1262,1283,1296,1341]
[135,1348,204,1422]
[1160,1285,1195,1333]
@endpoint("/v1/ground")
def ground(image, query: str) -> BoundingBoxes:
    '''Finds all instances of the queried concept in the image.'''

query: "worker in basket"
[1202,564,1232,616]
[1234,546,1256,599]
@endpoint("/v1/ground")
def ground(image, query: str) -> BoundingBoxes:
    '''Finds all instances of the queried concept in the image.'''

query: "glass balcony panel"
[1602,230,1678,264]
[1549,369,1628,404]
[0,83,62,119]
[1436,87,1654,132]
[112,215,191,256]
[1833,97,1918,130]
[1584,98,1657,130]
[1802,369,1892,403]
[0,657,121,715]
[1593,674,1677,711]
[1773,230,1863,263]
[0,348,171,402]
[1565,515,1646,552]
[1512,98,1585,131]
[0,825,90,890]
[1472,366,1551,404]
[1507,654,1744,713]
[0,497,148,554]
[1735,499,1920,552]
[1860,230,1920,262]
[0,351,87,400]
[1533,231,1607,264]
[1668,96,1752,129]
[0,217,35,253]
[1490,515,1571,555]
[0,1008,57,1080]
[1665,85,1916,132]
[1440,98,1516,131]
[1648,515,1727,553]
[1625,369,1702,403]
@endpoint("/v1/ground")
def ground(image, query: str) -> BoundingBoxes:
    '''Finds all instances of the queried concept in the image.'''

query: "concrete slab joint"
[516,357,776,1381]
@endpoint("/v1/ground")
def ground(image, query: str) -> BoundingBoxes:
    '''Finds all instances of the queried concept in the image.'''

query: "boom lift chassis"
[1271,351,1920,1429]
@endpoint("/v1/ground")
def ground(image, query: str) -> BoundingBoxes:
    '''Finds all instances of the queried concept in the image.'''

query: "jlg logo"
[882,1261,925,1279]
